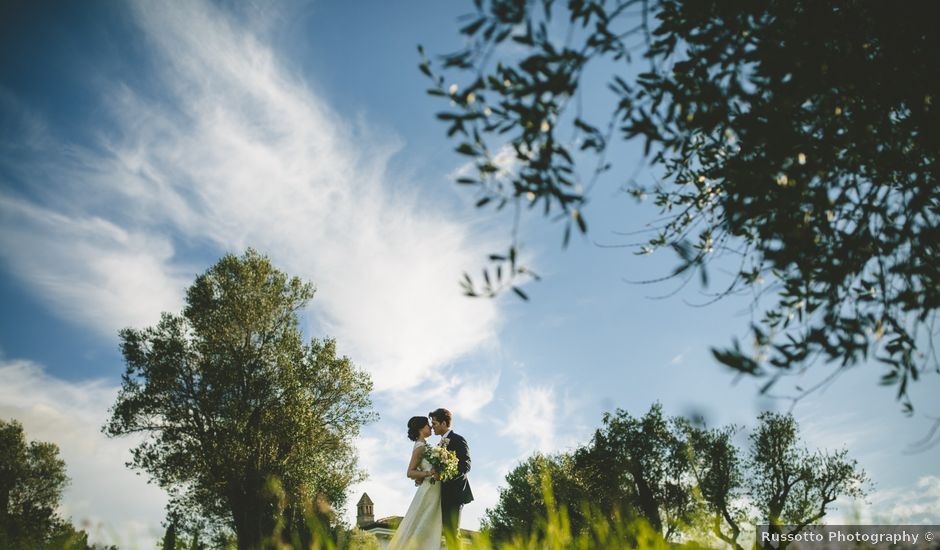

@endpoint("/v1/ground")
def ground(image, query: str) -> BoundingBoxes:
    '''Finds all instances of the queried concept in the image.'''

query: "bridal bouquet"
[424,445,459,483]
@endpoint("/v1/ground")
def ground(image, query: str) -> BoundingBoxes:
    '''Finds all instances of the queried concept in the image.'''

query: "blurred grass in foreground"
[263,475,718,550]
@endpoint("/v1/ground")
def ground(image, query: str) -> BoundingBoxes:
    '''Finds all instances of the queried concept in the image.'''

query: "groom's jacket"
[441,431,473,506]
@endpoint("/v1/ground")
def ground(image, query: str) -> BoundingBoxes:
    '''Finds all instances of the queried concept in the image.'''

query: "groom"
[429,408,473,549]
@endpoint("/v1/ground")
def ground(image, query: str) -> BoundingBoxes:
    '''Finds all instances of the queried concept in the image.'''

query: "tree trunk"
[712,513,743,550]
[630,463,662,534]
[229,478,270,550]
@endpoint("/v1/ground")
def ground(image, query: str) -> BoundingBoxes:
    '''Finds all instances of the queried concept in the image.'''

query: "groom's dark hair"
[428,408,452,427]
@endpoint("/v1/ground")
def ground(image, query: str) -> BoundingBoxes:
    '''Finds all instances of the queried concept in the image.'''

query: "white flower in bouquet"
[424,445,459,483]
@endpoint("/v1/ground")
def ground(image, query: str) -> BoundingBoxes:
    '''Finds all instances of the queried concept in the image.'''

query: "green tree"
[683,412,868,549]
[682,424,747,550]
[46,525,94,550]
[482,407,867,546]
[422,0,939,414]
[481,453,587,543]
[576,404,699,539]
[0,419,91,549]
[748,412,867,546]
[104,249,377,549]
[161,522,177,550]
[483,405,699,542]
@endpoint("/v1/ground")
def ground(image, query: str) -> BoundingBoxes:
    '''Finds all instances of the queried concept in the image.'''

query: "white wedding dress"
[387,441,442,550]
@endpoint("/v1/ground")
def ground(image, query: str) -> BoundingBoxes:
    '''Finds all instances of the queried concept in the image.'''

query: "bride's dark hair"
[407,416,429,441]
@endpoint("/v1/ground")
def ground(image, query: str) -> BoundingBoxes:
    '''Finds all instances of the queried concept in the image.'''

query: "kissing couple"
[387,408,473,550]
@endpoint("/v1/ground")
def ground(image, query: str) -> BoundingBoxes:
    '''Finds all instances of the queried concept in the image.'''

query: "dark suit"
[441,431,472,547]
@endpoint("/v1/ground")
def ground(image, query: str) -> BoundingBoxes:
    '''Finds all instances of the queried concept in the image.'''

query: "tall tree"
[684,412,868,549]
[481,453,587,543]
[748,412,867,544]
[422,0,940,414]
[0,419,90,549]
[682,423,746,550]
[104,249,377,549]
[576,404,698,539]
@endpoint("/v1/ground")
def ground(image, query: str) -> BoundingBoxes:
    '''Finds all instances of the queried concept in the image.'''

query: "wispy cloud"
[390,369,502,423]
[0,0,502,391]
[0,1,515,541]
[0,358,167,548]
[0,195,190,335]
[878,475,940,523]
[833,475,940,524]
[501,384,558,454]
[794,405,876,456]
[451,372,503,421]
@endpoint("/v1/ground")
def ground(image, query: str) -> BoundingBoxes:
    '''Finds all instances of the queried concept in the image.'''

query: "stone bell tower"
[356,493,374,527]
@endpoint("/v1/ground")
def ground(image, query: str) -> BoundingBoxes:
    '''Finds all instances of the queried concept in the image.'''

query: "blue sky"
[1,2,937,547]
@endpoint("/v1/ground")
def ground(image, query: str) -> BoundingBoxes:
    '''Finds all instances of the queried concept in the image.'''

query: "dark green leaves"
[460,245,539,300]
[0,419,80,548]
[456,142,478,156]
[712,340,761,377]
[424,0,940,411]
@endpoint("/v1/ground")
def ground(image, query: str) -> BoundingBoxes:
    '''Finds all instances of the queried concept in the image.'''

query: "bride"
[387,416,442,550]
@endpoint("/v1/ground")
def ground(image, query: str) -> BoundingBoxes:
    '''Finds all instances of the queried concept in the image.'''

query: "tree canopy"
[482,405,867,548]
[422,0,940,413]
[689,412,867,550]
[575,404,696,539]
[0,419,92,549]
[481,452,586,542]
[104,249,377,549]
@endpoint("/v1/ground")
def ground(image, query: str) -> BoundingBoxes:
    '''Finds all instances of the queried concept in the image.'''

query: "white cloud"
[0,0,502,391]
[794,408,870,452]
[864,475,940,524]
[501,384,558,454]
[387,370,502,423]
[451,373,502,422]
[0,2,514,543]
[0,195,190,336]
[0,358,167,549]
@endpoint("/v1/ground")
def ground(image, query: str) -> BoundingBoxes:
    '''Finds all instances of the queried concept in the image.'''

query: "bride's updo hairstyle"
[407,416,429,441]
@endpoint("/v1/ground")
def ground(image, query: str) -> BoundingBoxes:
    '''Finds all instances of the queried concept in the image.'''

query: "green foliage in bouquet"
[425,446,460,483]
